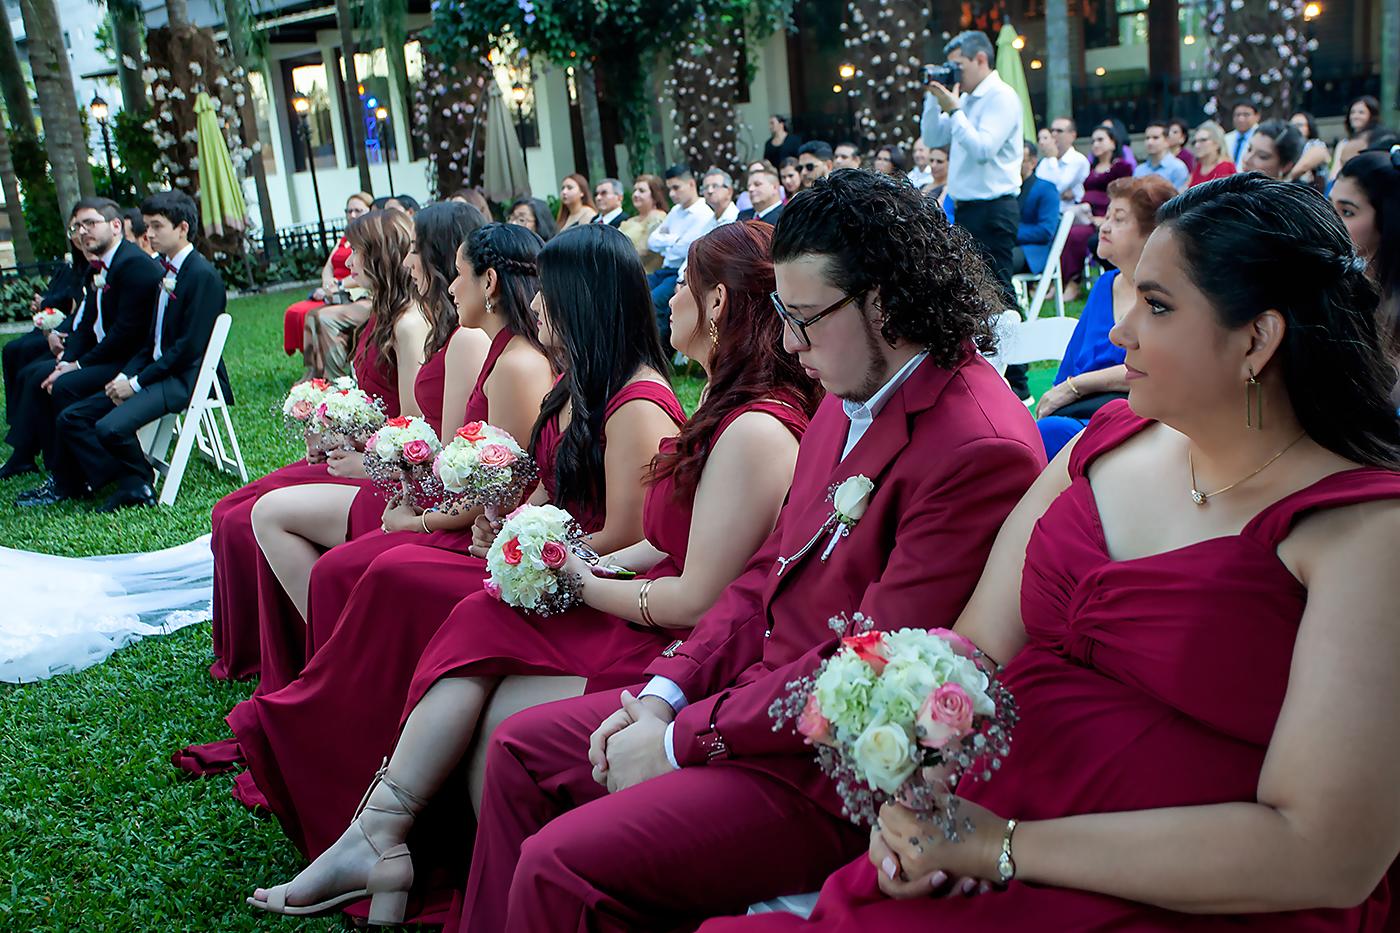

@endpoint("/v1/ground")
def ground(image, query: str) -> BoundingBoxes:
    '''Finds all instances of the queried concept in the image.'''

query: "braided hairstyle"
[461,223,547,356]
[1159,173,1400,468]
[770,168,1002,367]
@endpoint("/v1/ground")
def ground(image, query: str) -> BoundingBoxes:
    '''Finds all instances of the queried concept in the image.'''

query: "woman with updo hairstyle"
[1240,119,1305,180]
[707,174,1400,933]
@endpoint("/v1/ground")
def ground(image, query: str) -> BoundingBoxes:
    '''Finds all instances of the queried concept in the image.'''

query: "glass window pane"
[283,55,338,172]
[247,70,277,176]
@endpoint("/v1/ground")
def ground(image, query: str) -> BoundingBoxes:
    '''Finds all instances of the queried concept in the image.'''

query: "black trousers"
[3,329,52,427]
[5,359,122,463]
[954,195,1028,396]
[52,378,189,495]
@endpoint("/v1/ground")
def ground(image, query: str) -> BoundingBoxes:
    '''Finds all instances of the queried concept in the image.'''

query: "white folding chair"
[138,313,248,506]
[998,314,1081,374]
[1011,210,1075,320]
[980,308,1024,377]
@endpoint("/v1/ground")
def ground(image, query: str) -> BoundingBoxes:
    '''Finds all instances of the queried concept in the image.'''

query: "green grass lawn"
[0,290,1068,930]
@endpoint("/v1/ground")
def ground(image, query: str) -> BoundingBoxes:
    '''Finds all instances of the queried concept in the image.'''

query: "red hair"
[650,221,824,499]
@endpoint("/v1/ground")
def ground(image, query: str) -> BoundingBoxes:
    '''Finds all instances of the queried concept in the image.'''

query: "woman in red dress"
[703,177,1400,931]
[283,192,371,361]
[1188,119,1238,188]
[205,205,484,683]
[235,226,685,916]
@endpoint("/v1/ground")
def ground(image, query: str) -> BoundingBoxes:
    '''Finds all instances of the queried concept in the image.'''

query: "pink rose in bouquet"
[843,631,889,674]
[478,443,518,468]
[483,578,502,600]
[289,399,314,421]
[915,683,976,749]
[539,541,568,569]
[927,627,977,658]
[456,421,487,442]
[796,693,833,745]
[403,439,434,464]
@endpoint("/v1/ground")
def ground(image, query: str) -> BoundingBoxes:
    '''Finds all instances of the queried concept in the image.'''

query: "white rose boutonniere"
[92,272,108,291]
[161,274,178,295]
[776,474,877,575]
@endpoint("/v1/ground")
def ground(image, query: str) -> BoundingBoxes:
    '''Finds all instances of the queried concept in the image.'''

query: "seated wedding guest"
[283,192,372,374]
[1036,175,1176,458]
[1101,116,1136,168]
[779,157,803,199]
[121,208,155,256]
[1329,95,1382,183]
[619,173,670,273]
[1240,119,1304,181]
[797,141,835,188]
[1287,112,1331,191]
[833,142,862,170]
[590,178,628,228]
[1166,117,1196,173]
[556,173,598,230]
[925,145,950,201]
[1036,116,1090,211]
[203,207,473,682]
[506,196,557,242]
[243,222,822,925]
[9,197,161,496]
[1132,119,1189,192]
[1061,125,1131,301]
[459,169,1046,933]
[1012,141,1061,276]
[2,217,90,476]
[648,165,713,347]
[704,173,1400,933]
[1189,119,1237,188]
[449,187,494,221]
[908,138,935,189]
[738,167,784,224]
[764,114,802,167]
[32,191,231,511]
[702,168,740,227]
[873,145,908,176]
[1332,147,1400,403]
[385,194,419,215]
[735,161,771,213]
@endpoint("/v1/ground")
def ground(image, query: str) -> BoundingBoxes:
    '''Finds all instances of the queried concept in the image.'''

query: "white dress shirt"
[921,69,1023,202]
[648,199,715,269]
[907,165,935,188]
[710,202,740,229]
[130,243,194,394]
[91,240,120,344]
[1034,147,1090,209]
[645,352,931,767]
[594,207,625,226]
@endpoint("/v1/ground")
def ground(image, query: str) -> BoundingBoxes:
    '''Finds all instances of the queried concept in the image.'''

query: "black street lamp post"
[375,106,395,194]
[90,94,118,199]
[292,93,328,253]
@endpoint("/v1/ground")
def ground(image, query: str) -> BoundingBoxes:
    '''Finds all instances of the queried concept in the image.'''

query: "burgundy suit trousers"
[461,688,866,933]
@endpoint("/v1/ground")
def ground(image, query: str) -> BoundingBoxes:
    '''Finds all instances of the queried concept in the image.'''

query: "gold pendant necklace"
[1188,433,1306,506]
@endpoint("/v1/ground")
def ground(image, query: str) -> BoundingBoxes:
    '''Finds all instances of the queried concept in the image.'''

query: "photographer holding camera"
[921,29,1027,395]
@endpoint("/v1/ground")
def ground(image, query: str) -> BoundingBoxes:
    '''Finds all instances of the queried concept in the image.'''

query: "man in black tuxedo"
[23,191,230,511]
[590,178,629,228]
[736,166,785,225]
[6,198,161,478]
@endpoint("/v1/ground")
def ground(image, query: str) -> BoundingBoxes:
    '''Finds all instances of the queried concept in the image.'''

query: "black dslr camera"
[923,61,962,88]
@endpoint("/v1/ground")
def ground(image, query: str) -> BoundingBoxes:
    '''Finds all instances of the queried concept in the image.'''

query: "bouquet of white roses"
[312,382,386,448]
[770,615,1016,837]
[483,504,585,615]
[32,308,66,332]
[433,421,537,516]
[363,415,444,508]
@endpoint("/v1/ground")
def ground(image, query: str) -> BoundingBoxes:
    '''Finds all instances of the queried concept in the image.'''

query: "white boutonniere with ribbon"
[92,272,108,291]
[161,274,178,295]
[776,475,875,575]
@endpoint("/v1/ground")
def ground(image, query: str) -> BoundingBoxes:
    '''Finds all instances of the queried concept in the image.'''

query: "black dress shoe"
[16,478,84,507]
[97,484,157,513]
[0,457,38,480]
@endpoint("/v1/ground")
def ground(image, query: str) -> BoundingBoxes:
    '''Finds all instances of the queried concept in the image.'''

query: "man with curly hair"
[460,169,1047,933]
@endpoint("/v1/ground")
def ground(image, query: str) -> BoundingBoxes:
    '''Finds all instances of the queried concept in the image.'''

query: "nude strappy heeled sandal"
[247,758,427,925]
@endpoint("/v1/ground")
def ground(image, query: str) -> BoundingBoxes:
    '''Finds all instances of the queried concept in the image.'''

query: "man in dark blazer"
[590,178,630,228]
[736,166,785,225]
[24,191,229,511]
[6,198,161,477]
[1012,140,1062,276]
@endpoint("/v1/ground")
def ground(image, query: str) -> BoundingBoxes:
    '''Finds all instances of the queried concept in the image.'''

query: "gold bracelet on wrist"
[637,578,659,630]
[1066,375,1082,399]
[420,510,432,534]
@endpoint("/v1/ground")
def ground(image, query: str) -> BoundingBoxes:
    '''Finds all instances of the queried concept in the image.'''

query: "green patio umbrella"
[194,91,248,236]
[996,23,1037,143]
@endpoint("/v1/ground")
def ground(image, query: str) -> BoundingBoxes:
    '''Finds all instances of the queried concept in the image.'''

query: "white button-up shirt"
[130,243,194,393]
[921,69,1023,203]
[91,240,120,343]
[648,199,715,269]
[1035,146,1090,209]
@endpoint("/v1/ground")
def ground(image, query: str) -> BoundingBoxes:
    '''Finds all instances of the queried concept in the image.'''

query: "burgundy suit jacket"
[645,348,1046,809]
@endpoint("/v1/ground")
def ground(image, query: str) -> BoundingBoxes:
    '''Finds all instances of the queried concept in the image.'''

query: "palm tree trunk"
[0,7,36,131]
[1383,0,1399,125]
[576,61,606,181]
[166,0,191,29]
[335,0,374,194]
[0,119,35,263]
[111,5,148,119]
[1045,0,1071,124]
[19,0,85,211]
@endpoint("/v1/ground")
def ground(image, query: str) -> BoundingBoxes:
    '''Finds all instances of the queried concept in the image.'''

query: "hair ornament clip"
[1390,144,1400,170]
[1347,254,1369,275]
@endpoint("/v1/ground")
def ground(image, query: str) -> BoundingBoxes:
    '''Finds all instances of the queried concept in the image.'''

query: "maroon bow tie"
[90,259,106,271]
[161,259,177,274]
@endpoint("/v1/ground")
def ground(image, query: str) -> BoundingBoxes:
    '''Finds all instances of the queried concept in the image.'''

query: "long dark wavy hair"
[650,221,823,499]
[462,222,547,355]
[413,202,484,359]
[345,209,418,368]
[1159,174,1400,468]
[771,168,1002,366]
[1339,149,1400,345]
[530,224,671,510]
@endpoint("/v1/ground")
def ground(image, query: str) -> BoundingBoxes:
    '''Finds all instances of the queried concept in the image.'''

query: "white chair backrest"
[998,315,1080,368]
[1026,210,1077,319]
[981,309,1023,375]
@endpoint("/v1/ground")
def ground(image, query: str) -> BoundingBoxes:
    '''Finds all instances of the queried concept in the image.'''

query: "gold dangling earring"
[708,318,719,350]
[1246,367,1263,430]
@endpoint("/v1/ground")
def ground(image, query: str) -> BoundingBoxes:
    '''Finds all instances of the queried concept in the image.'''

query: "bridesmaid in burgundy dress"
[206,206,485,682]
[234,224,686,920]
[706,178,1400,931]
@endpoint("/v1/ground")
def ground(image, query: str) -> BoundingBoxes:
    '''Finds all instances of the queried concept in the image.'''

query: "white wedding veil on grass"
[0,535,213,683]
